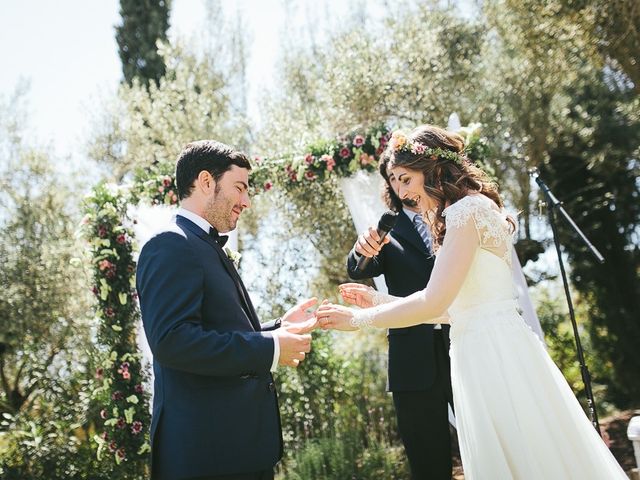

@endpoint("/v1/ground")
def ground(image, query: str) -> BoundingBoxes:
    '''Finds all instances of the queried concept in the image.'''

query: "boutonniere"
[223,246,242,268]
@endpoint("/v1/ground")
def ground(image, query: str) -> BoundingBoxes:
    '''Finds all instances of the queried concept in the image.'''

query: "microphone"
[356,210,399,271]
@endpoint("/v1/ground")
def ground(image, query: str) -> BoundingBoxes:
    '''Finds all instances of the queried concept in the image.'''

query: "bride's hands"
[316,302,359,331]
[339,283,377,309]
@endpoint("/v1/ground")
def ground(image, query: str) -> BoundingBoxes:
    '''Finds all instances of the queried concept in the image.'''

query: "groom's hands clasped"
[274,329,312,368]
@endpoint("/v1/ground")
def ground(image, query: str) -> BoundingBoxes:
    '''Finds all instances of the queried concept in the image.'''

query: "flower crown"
[389,131,465,165]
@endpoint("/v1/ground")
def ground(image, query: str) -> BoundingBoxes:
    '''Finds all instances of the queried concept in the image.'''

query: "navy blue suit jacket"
[347,210,444,392]
[136,215,282,479]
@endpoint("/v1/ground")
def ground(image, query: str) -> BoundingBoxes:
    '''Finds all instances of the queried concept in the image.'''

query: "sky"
[0,1,121,159]
[0,0,315,163]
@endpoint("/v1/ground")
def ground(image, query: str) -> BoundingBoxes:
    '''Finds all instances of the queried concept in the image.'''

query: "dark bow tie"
[209,227,229,247]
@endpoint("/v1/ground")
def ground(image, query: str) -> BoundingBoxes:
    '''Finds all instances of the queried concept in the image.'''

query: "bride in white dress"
[316,125,626,479]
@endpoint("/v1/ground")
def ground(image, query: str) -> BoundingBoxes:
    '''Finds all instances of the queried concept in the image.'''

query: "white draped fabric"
[338,171,389,294]
[511,248,545,341]
[447,112,462,132]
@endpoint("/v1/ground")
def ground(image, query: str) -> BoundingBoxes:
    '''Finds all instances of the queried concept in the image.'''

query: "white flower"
[457,122,482,143]
[223,247,242,268]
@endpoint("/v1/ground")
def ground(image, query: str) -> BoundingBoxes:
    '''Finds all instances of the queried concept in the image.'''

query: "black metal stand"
[529,168,604,434]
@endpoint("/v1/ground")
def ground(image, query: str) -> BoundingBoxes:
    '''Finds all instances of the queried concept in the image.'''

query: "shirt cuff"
[270,335,280,372]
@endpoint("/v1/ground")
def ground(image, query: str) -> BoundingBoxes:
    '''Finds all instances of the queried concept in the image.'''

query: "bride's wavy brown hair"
[388,124,506,247]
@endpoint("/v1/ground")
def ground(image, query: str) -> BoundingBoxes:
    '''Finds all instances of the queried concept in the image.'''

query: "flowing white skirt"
[449,300,627,479]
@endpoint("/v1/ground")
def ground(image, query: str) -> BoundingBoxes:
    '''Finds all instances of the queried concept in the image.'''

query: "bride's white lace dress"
[361,194,626,479]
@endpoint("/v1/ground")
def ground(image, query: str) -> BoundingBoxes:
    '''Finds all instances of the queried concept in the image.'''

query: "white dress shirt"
[177,207,280,371]
[403,208,441,330]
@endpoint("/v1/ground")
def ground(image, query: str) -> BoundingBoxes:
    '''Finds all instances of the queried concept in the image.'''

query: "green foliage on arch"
[80,184,151,476]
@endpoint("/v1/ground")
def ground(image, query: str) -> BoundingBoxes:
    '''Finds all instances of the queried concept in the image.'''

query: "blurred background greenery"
[1,0,638,478]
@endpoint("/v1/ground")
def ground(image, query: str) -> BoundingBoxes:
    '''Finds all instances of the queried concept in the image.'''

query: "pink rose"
[321,154,336,172]
[163,176,172,187]
[116,233,127,244]
[305,171,316,181]
[100,409,108,419]
[98,226,108,238]
[339,147,351,159]
[285,165,297,182]
[135,384,144,393]
[116,417,126,429]
[353,135,365,147]
[158,186,165,193]
[105,307,115,318]
[263,181,273,191]
[98,260,112,271]
[360,153,373,166]
[411,143,426,155]
[171,194,178,204]
[117,362,129,378]
[108,441,117,452]
[95,367,104,379]
[112,391,123,401]
[116,447,126,460]
[131,421,143,435]
[304,153,314,165]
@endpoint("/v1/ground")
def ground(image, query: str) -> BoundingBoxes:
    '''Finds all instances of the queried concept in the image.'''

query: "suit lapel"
[176,215,261,331]
[392,210,430,256]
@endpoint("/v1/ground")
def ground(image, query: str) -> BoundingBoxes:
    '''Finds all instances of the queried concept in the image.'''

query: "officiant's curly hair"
[175,140,252,200]
[388,124,506,247]
[379,150,405,212]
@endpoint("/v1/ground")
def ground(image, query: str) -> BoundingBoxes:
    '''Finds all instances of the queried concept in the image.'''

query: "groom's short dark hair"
[175,140,251,200]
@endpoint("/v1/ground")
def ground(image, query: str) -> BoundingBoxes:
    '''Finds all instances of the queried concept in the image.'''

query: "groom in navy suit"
[346,153,454,480]
[137,140,317,480]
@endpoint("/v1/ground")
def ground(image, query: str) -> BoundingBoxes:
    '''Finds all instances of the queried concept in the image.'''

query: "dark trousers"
[392,330,454,480]
[187,471,274,480]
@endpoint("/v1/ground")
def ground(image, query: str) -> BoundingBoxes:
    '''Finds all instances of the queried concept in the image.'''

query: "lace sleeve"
[372,291,397,306]
[350,202,480,329]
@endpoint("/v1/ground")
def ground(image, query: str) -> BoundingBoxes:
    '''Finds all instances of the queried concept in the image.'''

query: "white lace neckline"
[442,194,514,266]
[442,194,499,215]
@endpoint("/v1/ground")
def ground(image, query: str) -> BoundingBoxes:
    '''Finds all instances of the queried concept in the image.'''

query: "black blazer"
[347,210,444,392]
[136,215,282,480]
